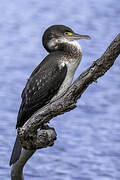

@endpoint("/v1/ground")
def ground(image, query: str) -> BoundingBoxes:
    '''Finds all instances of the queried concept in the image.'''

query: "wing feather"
[16,53,67,128]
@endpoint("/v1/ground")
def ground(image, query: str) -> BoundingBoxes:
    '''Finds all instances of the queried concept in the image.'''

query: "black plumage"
[10,52,67,166]
[9,52,67,166]
[10,24,90,166]
[16,52,67,128]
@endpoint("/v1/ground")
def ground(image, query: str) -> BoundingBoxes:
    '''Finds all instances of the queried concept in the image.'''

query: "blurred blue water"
[0,0,120,179]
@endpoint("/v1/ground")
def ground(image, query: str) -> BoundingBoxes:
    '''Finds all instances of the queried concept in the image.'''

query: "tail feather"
[9,135,22,166]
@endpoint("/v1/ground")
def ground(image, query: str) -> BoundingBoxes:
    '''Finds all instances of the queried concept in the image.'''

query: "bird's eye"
[64,32,73,36]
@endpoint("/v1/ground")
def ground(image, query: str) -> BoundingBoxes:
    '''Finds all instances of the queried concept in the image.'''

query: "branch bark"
[11,34,120,180]
[19,33,120,146]
[11,126,57,180]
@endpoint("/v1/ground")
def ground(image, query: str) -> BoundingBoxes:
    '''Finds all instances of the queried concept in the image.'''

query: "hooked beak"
[67,32,91,40]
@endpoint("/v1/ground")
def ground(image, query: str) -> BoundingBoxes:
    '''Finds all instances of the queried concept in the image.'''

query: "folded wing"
[16,53,67,128]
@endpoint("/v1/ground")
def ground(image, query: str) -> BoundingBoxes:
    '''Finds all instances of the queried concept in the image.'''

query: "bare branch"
[19,33,120,148]
[11,125,56,180]
[11,149,35,180]
[11,34,120,180]
[18,124,57,150]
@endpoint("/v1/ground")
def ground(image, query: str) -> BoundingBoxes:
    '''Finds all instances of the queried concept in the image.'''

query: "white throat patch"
[48,37,82,52]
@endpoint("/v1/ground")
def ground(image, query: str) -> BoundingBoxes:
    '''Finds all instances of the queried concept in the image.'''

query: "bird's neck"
[47,38,82,59]
[60,40,82,59]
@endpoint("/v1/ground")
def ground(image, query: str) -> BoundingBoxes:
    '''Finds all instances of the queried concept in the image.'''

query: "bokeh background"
[0,0,120,180]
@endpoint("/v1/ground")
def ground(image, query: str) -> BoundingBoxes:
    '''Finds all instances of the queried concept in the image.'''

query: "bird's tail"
[9,135,22,166]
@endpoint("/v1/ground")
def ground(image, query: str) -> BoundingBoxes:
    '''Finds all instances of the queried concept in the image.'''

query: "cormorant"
[9,25,91,165]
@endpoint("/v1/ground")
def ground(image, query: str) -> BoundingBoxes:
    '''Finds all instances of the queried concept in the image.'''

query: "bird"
[9,25,91,165]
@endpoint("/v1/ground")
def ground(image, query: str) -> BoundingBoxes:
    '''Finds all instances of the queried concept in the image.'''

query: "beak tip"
[87,36,91,40]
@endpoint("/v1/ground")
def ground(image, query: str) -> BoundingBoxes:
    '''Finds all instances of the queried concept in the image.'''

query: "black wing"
[16,53,67,128]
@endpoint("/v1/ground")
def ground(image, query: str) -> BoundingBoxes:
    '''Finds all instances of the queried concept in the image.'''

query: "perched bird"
[9,25,91,165]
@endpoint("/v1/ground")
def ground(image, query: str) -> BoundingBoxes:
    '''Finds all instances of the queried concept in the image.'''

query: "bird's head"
[42,25,91,53]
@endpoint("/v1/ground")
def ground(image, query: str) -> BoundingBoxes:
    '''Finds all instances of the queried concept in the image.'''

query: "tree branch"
[11,34,120,180]
[11,125,57,180]
[19,33,120,146]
